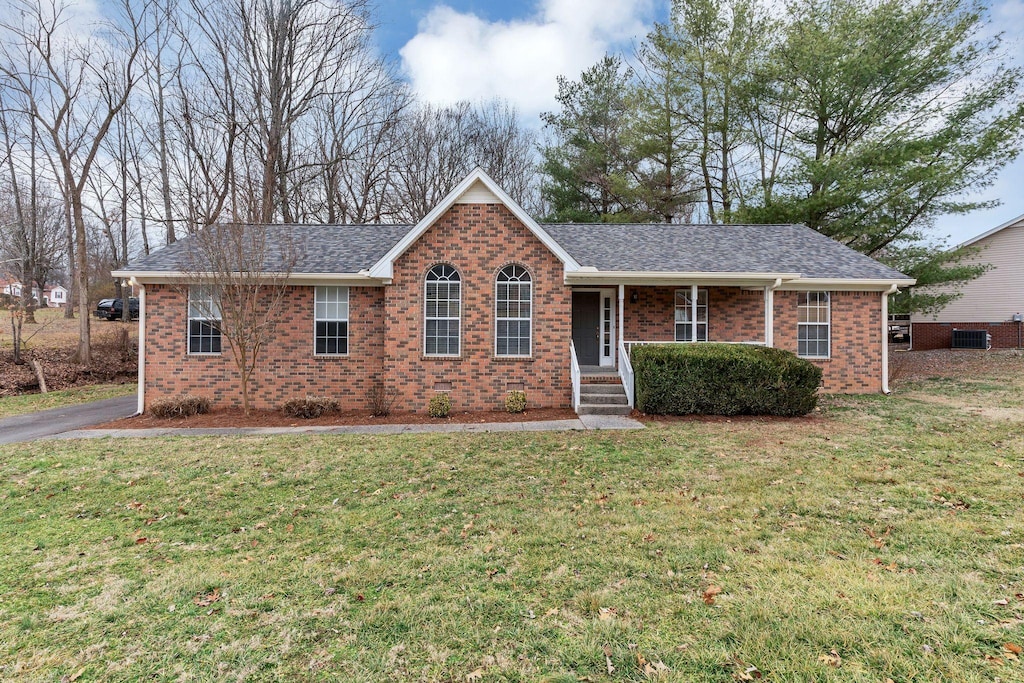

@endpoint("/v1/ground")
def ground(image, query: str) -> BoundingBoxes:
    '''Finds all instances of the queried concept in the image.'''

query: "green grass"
[0,383,135,419]
[1,373,1023,680]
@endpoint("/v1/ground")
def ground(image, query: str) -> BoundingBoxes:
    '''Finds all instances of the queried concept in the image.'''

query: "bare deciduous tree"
[179,224,299,414]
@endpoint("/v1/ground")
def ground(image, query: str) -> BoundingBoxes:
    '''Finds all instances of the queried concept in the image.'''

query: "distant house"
[114,169,914,416]
[911,214,1024,349]
[1,280,67,307]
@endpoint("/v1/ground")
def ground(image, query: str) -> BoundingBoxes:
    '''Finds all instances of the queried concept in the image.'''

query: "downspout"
[136,281,145,415]
[881,284,898,395]
[765,278,781,347]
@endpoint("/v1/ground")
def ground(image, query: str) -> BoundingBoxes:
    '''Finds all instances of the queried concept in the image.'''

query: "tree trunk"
[71,189,91,364]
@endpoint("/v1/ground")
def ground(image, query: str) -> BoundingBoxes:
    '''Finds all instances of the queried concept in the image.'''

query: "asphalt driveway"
[0,395,137,444]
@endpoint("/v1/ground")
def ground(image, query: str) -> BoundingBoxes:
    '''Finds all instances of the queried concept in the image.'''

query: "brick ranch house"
[114,169,914,416]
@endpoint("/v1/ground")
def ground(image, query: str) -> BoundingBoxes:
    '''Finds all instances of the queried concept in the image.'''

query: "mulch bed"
[93,407,579,430]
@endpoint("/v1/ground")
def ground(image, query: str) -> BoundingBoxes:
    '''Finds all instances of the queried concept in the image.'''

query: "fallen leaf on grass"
[703,585,723,605]
[1005,643,1022,654]
[466,668,484,681]
[603,644,615,674]
[60,667,85,682]
[994,599,1010,606]
[642,660,670,678]
[193,588,220,607]
[819,650,841,667]
[598,607,617,620]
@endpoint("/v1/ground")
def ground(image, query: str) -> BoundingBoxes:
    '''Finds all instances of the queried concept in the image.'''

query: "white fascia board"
[367,168,580,279]
[564,271,802,287]
[113,270,388,286]
[777,278,916,291]
[956,212,1024,249]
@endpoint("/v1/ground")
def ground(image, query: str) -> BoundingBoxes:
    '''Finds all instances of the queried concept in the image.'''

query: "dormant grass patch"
[0,359,1022,680]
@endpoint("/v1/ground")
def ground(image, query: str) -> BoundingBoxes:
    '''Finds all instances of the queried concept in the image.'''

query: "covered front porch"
[568,276,791,412]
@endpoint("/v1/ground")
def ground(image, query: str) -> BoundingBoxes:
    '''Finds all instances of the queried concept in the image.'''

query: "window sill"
[313,353,350,358]
[492,355,534,362]
[187,352,222,357]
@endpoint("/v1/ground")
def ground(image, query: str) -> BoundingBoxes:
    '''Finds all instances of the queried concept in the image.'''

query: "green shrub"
[504,390,527,414]
[428,392,451,418]
[281,395,339,419]
[149,394,210,418]
[632,344,822,417]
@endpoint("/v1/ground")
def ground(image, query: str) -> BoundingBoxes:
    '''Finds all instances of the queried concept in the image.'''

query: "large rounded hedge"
[632,343,822,416]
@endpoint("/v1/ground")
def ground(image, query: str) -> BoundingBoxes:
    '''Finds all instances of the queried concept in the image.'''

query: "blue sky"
[376,0,1024,246]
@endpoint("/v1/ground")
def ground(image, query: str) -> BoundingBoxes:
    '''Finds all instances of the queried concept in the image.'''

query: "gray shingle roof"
[125,224,412,274]
[543,223,911,280]
[123,220,910,281]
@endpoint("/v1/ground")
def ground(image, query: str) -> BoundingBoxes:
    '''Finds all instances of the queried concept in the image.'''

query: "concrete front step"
[580,383,626,395]
[579,391,628,405]
[578,381,631,415]
[577,403,633,416]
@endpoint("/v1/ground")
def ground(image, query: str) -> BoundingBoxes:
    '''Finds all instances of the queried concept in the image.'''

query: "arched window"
[424,264,461,355]
[495,264,532,356]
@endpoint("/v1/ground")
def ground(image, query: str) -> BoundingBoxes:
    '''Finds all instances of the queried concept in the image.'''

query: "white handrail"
[618,340,634,408]
[569,340,581,410]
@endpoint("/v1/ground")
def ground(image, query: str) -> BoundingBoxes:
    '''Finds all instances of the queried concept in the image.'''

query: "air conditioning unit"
[951,329,991,350]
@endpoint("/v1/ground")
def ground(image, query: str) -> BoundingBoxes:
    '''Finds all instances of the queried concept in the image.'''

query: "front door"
[572,291,601,365]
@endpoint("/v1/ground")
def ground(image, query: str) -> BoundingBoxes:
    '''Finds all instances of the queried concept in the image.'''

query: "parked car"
[95,297,139,321]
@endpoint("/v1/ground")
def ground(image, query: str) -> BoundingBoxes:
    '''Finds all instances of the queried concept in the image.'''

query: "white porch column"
[764,278,780,348]
[618,284,625,364]
[691,284,698,342]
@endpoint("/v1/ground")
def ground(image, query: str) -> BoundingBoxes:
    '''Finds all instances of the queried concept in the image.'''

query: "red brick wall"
[911,321,1023,350]
[625,287,882,393]
[142,284,385,411]
[623,286,766,343]
[774,290,882,393]
[383,204,571,411]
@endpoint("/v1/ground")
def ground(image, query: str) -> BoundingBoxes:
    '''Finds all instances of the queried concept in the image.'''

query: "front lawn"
[0,355,1022,681]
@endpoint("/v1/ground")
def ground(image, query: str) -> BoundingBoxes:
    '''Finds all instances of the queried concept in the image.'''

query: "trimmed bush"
[149,394,210,418]
[504,390,527,414]
[633,344,822,416]
[282,395,339,419]
[367,383,400,417]
[428,392,451,418]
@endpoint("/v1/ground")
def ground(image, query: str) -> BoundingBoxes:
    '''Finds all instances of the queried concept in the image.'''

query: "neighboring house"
[114,169,914,416]
[45,285,68,307]
[1,280,67,307]
[911,214,1024,350]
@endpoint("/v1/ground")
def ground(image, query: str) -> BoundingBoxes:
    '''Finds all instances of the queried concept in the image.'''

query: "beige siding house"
[911,214,1024,349]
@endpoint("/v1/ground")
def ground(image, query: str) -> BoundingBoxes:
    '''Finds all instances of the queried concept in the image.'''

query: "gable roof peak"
[367,168,580,279]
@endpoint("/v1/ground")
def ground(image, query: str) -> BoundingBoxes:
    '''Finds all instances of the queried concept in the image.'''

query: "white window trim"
[797,291,831,359]
[674,286,708,342]
[494,264,532,358]
[187,285,222,356]
[423,264,462,357]
[313,285,350,357]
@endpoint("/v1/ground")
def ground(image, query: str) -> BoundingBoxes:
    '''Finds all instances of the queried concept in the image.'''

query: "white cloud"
[398,0,654,121]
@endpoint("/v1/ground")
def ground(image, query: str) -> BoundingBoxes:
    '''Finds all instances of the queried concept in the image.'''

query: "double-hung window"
[798,291,830,358]
[495,264,531,356]
[188,285,221,354]
[424,264,461,356]
[315,286,349,355]
[675,288,708,342]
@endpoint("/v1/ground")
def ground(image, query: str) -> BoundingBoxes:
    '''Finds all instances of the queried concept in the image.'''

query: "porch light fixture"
[630,289,639,304]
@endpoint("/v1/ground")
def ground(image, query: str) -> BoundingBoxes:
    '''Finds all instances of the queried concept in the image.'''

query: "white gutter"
[136,281,146,415]
[111,270,388,286]
[881,284,898,395]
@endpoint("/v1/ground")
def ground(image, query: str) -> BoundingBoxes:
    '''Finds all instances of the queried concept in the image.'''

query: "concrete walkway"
[0,395,137,445]
[53,412,644,440]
